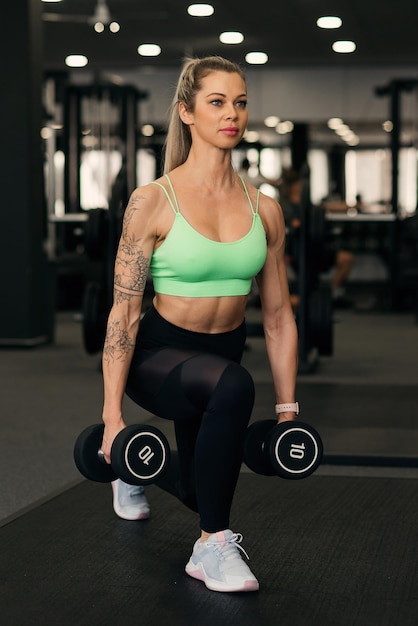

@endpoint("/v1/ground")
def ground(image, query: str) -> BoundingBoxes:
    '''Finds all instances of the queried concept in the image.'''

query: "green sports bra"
[149,174,267,297]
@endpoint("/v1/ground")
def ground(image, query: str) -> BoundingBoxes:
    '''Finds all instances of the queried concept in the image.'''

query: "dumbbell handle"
[97,449,106,464]
[275,402,299,415]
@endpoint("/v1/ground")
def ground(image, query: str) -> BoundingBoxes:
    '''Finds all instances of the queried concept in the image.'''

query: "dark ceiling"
[42,0,418,72]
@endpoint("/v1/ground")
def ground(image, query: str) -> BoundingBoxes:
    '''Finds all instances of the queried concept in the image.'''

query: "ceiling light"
[264,116,280,127]
[65,54,88,68]
[346,136,360,146]
[41,0,63,3]
[219,32,244,45]
[244,130,260,143]
[327,117,344,129]
[109,22,121,33]
[187,4,214,17]
[141,124,155,137]
[137,44,161,57]
[317,16,342,29]
[383,120,393,132]
[332,40,356,54]
[245,52,268,65]
[335,124,350,136]
[276,121,294,134]
[94,22,105,33]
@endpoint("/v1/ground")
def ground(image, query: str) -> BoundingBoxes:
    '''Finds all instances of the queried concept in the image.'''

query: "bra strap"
[255,188,261,214]
[238,175,259,215]
[150,178,179,215]
[164,174,181,213]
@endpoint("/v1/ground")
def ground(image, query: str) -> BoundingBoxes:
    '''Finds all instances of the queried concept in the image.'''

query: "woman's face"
[181,71,248,149]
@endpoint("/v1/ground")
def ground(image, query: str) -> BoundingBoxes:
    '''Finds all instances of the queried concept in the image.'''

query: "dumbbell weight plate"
[266,421,323,480]
[111,425,171,485]
[74,424,117,483]
[243,420,277,476]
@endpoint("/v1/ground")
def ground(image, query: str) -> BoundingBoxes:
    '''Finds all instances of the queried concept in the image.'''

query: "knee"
[217,362,255,407]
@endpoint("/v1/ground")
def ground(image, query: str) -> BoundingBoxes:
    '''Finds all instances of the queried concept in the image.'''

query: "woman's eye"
[237,100,247,108]
[211,99,222,106]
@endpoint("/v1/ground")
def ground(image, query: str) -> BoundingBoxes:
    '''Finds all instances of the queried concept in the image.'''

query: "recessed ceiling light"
[141,124,155,137]
[137,44,161,57]
[245,52,268,65]
[276,121,294,134]
[244,130,260,143]
[187,4,214,17]
[317,16,342,29]
[219,31,244,45]
[264,116,280,127]
[332,40,356,54]
[65,54,88,68]
[328,117,344,129]
[109,22,121,33]
[335,124,350,136]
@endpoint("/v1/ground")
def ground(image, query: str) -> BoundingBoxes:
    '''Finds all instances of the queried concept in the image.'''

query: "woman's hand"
[100,418,126,464]
[277,412,297,424]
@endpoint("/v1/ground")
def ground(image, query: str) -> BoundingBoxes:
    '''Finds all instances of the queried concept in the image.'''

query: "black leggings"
[126,306,255,533]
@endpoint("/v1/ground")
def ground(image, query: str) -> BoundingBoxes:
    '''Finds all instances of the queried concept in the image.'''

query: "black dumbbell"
[243,419,323,480]
[74,423,171,485]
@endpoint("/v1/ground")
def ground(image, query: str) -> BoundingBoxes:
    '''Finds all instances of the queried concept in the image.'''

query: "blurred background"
[0,1,417,522]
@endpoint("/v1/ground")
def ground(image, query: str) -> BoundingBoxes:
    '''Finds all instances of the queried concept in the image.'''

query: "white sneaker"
[111,479,150,521]
[185,529,259,592]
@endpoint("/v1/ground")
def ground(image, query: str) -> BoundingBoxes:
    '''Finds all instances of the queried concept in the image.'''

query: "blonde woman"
[100,56,298,593]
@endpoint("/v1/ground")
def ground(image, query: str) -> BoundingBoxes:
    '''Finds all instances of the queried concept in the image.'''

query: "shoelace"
[207,533,250,561]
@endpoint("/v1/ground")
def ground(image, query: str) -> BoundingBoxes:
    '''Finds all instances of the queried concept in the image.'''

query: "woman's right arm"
[100,187,157,463]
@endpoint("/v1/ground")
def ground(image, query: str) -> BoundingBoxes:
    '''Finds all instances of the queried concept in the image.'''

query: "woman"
[100,56,298,593]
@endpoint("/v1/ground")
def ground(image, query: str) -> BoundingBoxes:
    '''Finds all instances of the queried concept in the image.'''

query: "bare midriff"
[153,293,248,334]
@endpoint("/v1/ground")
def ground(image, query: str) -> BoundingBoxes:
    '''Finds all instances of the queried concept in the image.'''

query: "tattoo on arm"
[103,194,150,362]
[103,320,135,363]
[114,234,150,295]
[122,193,145,238]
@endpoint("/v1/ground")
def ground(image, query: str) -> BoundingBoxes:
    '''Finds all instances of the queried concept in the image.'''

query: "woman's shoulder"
[258,189,282,216]
[128,177,170,206]
[122,179,172,229]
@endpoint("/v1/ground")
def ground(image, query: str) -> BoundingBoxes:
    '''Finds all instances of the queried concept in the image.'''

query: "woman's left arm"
[255,194,299,423]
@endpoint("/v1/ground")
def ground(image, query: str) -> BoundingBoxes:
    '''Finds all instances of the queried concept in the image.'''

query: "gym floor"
[1,302,418,625]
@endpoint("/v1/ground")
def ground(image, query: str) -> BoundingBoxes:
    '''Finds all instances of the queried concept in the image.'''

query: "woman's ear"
[179,101,193,126]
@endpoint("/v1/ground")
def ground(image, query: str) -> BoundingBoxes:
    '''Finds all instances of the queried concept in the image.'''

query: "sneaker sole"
[113,508,150,521]
[185,560,259,593]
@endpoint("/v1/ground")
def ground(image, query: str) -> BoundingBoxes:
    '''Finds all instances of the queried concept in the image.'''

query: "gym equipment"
[84,208,109,261]
[243,419,323,479]
[309,284,333,356]
[81,281,107,355]
[74,423,171,485]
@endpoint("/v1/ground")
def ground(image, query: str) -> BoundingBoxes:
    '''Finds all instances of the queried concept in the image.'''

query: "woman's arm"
[256,195,299,423]
[100,187,157,462]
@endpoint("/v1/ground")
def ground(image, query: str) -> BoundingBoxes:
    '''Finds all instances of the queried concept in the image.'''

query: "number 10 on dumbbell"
[243,419,323,480]
[74,423,171,485]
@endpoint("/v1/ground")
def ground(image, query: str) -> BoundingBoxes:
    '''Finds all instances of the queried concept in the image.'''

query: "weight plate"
[267,421,323,480]
[111,425,171,485]
[73,423,117,483]
[243,420,277,476]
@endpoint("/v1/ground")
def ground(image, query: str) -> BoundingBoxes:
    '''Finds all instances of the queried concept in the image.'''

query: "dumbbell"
[74,423,171,485]
[243,419,323,480]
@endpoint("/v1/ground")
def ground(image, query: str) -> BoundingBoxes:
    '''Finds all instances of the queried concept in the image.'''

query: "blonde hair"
[163,56,246,173]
